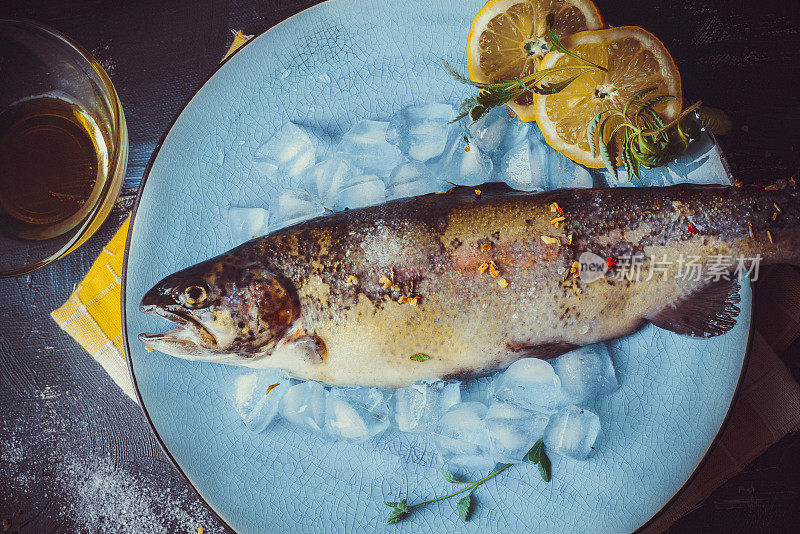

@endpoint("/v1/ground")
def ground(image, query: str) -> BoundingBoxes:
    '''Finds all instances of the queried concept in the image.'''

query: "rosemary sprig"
[544,14,604,71]
[442,17,607,123]
[587,89,707,180]
[384,440,551,524]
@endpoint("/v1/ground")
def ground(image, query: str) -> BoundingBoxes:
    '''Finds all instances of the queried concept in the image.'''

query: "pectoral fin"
[648,278,742,338]
[278,327,326,364]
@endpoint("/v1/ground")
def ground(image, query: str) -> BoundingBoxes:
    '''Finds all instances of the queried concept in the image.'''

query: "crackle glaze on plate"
[123,1,751,532]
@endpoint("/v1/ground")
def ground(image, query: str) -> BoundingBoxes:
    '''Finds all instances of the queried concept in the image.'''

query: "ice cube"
[486,402,551,463]
[232,370,291,433]
[498,140,537,191]
[336,120,405,177]
[543,405,601,460]
[386,161,447,199]
[295,156,354,209]
[280,380,327,432]
[301,124,337,162]
[335,175,386,210]
[491,358,564,413]
[228,207,270,244]
[432,402,494,471]
[551,344,619,406]
[467,106,530,155]
[253,122,316,180]
[271,189,325,229]
[528,127,594,190]
[330,387,392,418]
[394,378,461,433]
[324,387,391,442]
[386,103,454,162]
[433,129,494,186]
[593,134,730,187]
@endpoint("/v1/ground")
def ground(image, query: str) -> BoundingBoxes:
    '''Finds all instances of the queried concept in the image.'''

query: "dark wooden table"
[1,1,799,532]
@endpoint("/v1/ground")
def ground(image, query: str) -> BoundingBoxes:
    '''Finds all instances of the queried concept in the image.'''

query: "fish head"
[138,254,300,364]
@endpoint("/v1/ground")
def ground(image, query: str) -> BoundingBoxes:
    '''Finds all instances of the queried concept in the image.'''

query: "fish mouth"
[139,305,218,350]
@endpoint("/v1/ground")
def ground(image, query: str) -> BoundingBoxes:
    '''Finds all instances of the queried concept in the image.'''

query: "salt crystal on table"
[544,405,601,460]
[324,387,391,442]
[551,344,619,406]
[490,358,564,413]
[485,401,550,463]
[280,381,327,432]
[336,120,405,178]
[228,207,269,244]
[233,370,291,433]
[253,122,316,181]
[432,128,494,187]
[385,103,454,162]
[394,378,461,433]
[432,401,495,472]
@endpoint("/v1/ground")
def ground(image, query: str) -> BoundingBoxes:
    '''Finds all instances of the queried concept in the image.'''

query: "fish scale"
[139,182,800,387]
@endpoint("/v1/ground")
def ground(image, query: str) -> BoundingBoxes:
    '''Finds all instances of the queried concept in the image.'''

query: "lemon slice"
[533,26,683,168]
[466,0,605,121]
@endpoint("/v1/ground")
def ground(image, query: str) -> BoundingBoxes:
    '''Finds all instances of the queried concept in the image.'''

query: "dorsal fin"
[648,279,742,338]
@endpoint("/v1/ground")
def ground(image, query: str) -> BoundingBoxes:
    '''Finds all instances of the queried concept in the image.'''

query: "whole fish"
[139,182,800,388]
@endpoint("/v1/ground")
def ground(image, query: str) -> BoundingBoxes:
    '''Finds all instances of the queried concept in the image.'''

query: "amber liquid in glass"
[0,96,107,241]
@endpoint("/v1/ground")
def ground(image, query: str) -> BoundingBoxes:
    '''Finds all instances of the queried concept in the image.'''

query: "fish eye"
[180,285,208,308]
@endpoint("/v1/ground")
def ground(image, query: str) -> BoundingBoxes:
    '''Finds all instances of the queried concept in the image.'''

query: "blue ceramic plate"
[123,1,751,532]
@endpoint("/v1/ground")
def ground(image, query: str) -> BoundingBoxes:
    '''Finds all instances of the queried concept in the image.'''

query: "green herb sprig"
[384,439,551,524]
[587,87,708,180]
[442,14,606,123]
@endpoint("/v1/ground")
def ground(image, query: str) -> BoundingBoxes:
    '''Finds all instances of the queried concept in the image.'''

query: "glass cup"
[0,19,127,277]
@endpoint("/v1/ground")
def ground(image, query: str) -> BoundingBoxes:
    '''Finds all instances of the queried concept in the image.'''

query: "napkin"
[51,216,135,399]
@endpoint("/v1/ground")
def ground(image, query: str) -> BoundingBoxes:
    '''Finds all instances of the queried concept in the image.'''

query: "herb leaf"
[698,105,732,135]
[384,501,398,507]
[441,468,462,483]
[545,14,606,70]
[527,439,543,464]
[410,353,430,362]
[386,499,411,525]
[538,447,552,482]
[623,86,657,116]
[600,134,618,178]
[387,507,409,525]
[457,494,473,521]
[533,72,587,95]
[450,95,479,124]
[587,111,608,158]
[440,59,481,87]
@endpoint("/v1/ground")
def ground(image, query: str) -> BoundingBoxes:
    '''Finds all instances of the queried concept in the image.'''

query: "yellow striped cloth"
[51,216,134,399]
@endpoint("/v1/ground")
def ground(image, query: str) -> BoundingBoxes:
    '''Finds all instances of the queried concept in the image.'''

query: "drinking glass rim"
[0,18,127,277]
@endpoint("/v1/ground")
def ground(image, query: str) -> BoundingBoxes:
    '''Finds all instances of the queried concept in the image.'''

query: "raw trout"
[139,183,800,388]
